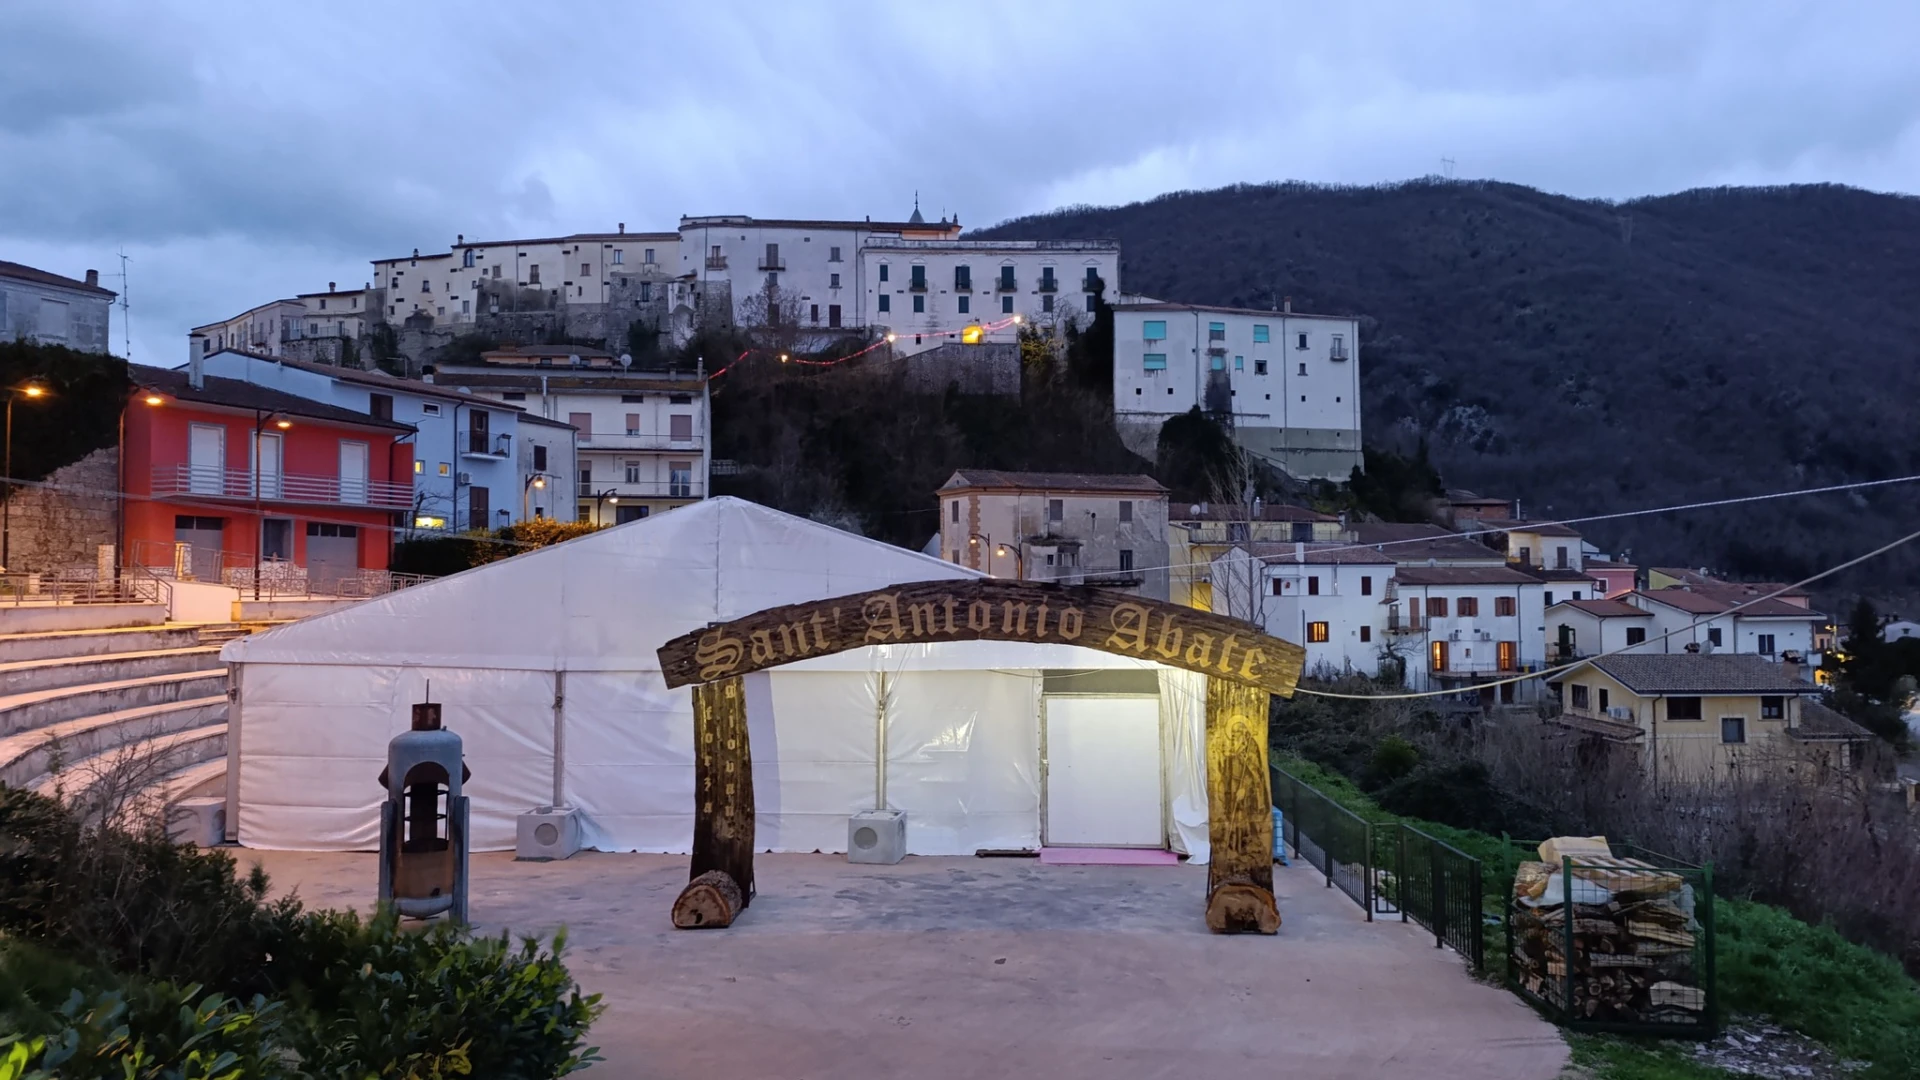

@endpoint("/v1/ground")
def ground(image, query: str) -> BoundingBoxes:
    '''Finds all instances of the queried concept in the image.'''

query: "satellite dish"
[1190,504,1202,517]
[567,353,582,368]
[618,353,633,369]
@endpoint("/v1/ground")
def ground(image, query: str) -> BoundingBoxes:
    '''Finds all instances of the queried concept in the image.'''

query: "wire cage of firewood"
[1506,842,1716,1036]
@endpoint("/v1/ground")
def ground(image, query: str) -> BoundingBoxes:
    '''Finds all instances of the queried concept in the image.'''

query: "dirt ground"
[246,849,1569,1080]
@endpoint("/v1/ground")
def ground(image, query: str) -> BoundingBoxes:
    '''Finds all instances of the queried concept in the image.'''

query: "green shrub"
[1366,735,1419,785]
[0,786,298,996]
[283,909,602,1079]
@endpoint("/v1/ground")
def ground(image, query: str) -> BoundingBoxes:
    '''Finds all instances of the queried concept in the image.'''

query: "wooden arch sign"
[656,579,1306,934]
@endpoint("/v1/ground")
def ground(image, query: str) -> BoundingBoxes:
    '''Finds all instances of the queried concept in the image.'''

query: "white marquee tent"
[222,497,1213,858]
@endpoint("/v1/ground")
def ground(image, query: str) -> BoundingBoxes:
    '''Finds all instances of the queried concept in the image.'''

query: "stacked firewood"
[1510,838,1706,1024]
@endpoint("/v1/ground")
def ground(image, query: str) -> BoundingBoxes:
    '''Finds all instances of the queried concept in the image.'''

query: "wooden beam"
[1204,676,1280,934]
[675,675,754,927]
[658,578,1304,697]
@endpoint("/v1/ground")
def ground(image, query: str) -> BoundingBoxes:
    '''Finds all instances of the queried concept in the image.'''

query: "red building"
[124,363,415,587]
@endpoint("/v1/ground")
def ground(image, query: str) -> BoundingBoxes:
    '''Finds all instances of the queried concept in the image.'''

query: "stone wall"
[867,342,1020,396]
[4,447,117,572]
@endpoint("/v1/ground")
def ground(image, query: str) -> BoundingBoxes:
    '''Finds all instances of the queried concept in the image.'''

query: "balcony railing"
[954,276,972,292]
[577,433,706,451]
[151,464,412,509]
[1430,659,1536,677]
[1037,277,1058,293]
[1387,612,1423,634]
[1330,345,1351,362]
[758,257,786,272]
[705,255,728,271]
[909,277,929,292]
[996,276,1017,292]
[465,431,511,457]
[586,479,708,500]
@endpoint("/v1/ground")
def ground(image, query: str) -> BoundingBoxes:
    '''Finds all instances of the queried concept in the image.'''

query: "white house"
[1,260,116,353]
[1882,619,1920,643]
[1112,300,1362,482]
[1627,588,1824,662]
[1546,598,1658,663]
[431,345,709,525]
[937,470,1169,600]
[186,350,574,533]
[1388,565,1548,701]
[190,299,307,359]
[1210,543,1397,679]
[861,238,1119,354]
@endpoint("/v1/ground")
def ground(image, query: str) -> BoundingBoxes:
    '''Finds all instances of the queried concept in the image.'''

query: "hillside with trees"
[975,180,1920,606]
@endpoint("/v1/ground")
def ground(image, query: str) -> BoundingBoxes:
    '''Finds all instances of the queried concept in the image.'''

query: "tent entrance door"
[1042,696,1163,848]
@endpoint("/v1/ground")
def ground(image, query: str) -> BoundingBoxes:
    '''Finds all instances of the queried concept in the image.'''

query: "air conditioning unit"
[1449,629,1462,641]
[847,809,906,865]
[516,805,584,861]
[1477,630,1493,641]
[456,472,472,485]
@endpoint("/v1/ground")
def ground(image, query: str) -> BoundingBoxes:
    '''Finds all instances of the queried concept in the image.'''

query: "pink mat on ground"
[1038,847,1181,866]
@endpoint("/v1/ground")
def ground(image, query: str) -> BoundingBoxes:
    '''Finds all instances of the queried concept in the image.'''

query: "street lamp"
[967,532,993,575]
[3,381,50,570]
[522,472,548,519]
[996,542,1025,580]
[593,488,621,524]
[252,409,290,600]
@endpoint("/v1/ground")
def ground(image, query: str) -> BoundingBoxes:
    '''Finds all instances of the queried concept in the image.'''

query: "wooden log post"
[1204,677,1280,934]
[673,675,756,929]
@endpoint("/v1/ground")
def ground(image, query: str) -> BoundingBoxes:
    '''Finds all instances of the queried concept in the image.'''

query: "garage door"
[304,523,359,591]
[1043,696,1164,848]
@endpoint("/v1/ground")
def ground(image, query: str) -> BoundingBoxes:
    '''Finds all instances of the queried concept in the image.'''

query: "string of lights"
[708,314,1027,380]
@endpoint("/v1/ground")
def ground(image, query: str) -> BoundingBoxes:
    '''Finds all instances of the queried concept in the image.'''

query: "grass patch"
[1566,1035,1737,1080]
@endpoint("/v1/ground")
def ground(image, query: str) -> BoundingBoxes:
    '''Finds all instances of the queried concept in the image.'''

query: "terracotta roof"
[1479,518,1583,538]
[1583,557,1636,570]
[455,231,680,248]
[1521,567,1605,584]
[1547,712,1644,742]
[941,470,1168,495]
[1791,701,1873,741]
[0,260,116,297]
[432,372,703,393]
[1445,489,1511,506]
[1392,565,1544,586]
[1650,568,1808,600]
[1345,522,1452,543]
[129,364,414,432]
[1240,542,1397,566]
[1573,653,1817,695]
[1633,589,1821,619]
[681,215,963,235]
[1172,504,1335,523]
[1550,598,1652,618]
[1374,537,1510,564]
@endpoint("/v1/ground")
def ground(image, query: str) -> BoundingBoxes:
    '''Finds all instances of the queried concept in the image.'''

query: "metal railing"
[1272,767,1376,916]
[150,464,412,509]
[0,567,171,608]
[1392,824,1487,971]
[704,255,728,270]
[129,539,432,599]
[576,433,705,451]
[1272,767,1488,972]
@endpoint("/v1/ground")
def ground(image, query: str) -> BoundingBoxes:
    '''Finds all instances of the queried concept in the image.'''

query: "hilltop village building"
[1110,300,1363,482]
[937,470,1170,600]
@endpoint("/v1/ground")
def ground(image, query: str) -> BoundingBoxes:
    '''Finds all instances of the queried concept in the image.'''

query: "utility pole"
[116,250,132,360]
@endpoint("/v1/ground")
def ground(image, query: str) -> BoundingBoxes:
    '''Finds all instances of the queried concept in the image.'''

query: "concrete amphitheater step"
[0,669,229,738]
[0,694,228,790]
[30,722,227,804]
[154,758,227,804]
[0,645,225,697]
[0,624,206,665]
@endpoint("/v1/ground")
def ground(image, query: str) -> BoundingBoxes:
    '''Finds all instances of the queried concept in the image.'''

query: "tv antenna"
[115,249,133,360]
[1440,157,1456,179]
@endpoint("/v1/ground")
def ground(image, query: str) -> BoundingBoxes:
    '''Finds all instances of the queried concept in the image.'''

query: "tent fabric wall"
[224,498,1218,856]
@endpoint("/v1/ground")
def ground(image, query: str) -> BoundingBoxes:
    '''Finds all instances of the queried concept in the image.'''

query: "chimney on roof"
[421,364,435,384]
[1294,541,1305,564]
[1283,296,1292,313]
[412,248,419,258]
[188,350,204,390]
[618,222,625,234]
[328,281,336,292]
[1781,651,1804,684]
[85,269,99,287]
[456,234,463,246]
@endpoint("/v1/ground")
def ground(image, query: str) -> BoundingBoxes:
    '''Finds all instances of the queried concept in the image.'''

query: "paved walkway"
[247,850,1568,1080]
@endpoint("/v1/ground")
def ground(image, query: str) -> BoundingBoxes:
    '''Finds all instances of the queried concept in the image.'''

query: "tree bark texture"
[672,870,745,929]
[685,676,754,918]
[1205,676,1279,934]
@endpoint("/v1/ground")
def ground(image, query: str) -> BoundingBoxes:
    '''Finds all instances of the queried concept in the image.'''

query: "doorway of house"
[1042,695,1164,848]
[172,515,226,582]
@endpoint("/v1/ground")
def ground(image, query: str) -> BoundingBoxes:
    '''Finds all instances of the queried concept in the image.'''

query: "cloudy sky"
[4,1,1916,364]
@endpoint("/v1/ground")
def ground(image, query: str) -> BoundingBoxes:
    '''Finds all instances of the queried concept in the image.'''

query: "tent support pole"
[874,670,888,810]
[552,669,566,807]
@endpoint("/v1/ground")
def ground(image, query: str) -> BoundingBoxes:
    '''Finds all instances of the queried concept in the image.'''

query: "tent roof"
[224,497,988,671]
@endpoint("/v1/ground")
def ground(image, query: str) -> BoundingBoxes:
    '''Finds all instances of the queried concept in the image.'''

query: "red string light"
[708,315,1027,380]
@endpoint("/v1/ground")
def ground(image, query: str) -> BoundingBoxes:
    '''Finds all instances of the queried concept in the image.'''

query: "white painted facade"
[1626,591,1822,660]
[190,299,307,359]
[431,359,710,525]
[1210,545,1396,678]
[1386,567,1550,692]
[1545,601,1657,662]
[862,239,1119,354]
[1881,619,1920,643]
[183,350,570,533]
[296,286,370,342]
[1111,302,1362,481]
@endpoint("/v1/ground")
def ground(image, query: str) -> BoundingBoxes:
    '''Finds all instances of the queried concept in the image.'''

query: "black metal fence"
[1271,767,1375,917]
[1270,767,1488,972]
[1394,824,1487,971]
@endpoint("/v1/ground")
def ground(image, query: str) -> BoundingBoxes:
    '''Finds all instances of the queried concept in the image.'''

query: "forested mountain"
[976,180,1920,607]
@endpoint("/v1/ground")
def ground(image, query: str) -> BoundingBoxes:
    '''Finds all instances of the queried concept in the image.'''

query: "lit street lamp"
[592,488,621,524]
[522,472,548,519]
[252,409,291,600]
[2,381,50,570]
